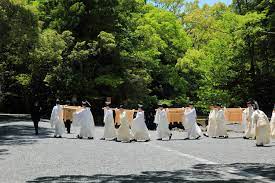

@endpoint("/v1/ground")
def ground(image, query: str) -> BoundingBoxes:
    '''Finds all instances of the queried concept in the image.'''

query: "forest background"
[0,0,274,124]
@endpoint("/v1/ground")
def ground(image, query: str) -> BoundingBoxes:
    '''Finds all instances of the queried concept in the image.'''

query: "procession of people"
[45,98,274,147]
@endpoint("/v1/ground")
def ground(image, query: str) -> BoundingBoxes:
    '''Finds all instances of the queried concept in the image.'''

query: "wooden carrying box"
[63,105,84,121]
[166,108,185,124]
[114,109,135,125]
[224,108,245,123]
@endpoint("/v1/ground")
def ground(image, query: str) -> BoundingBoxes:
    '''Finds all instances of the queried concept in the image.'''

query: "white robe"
[50,104,65,136]
[252,110,270,145]
[214,109,228,137]
[207,110,216,137]
[184,108,202,139]
[271,111,275,139]
[132,111,150,141]
[243,107,255,139]
[103,108,116,139]
[154,109,171,139]
[117,111,133,142]
[73,107,95,138]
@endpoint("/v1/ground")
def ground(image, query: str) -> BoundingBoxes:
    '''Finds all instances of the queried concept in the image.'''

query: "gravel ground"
[0,115,274,183]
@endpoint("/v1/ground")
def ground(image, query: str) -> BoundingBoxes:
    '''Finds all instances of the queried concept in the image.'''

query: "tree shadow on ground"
[0,114,31,125]
[26,163,275,183]
[0,149,9,160]
[0,124,52,146]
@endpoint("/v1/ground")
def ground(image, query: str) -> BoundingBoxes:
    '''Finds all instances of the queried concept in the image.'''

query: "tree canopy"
[0,0,274,117]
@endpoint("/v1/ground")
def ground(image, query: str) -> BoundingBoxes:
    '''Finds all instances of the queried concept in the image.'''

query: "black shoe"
[156,138,162,141]
[131,139,137,142]
[145,139,150,142]
[256,144,263,147]
[77,135,83,139]
[100,138,105,140]
[203,133,209,137]
[184,137,190,140]
[113,138,117,141]
[212,136,216,138]
[243,136,249,139]
[195,135,201,140]
[88,137,94,140]
[224,136,228,139]
[54,135,57,138]
[169,133,172,140]
[58,136,62,138]
[219,136,224,138]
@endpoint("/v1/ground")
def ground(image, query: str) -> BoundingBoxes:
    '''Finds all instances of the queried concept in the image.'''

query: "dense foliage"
[0,0,274,119]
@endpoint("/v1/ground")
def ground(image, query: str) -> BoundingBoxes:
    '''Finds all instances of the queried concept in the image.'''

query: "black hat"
[216,103,222,107]
[119,104,124,109]
[56,99,60,104]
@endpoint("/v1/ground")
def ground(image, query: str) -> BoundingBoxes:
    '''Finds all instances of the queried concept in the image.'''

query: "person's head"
[138,104,143,112]
[252,101,259,110]
[81,101,86,107]
[56,99,60,105]
[158,103,163,110]
[209,105,214,110]
[246,101,252,107]
[82,101,91,108]
[119,105,124,111]
[65,100,71,105]
[105,101,111,109]
[188,102,194,108]
[215,103,222,110]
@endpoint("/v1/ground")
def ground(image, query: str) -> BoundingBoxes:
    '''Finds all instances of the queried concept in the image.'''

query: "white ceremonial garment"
[154,109,171,139]
[117,111,133,142]
[50,104,65,136]
[243,107,255,139]
[132,111,150,141]
[73,107,95,138]
[207,110,216,137]
[271,111,275,139]
[184,108,202,139]
[103,108,116,139]
[214,109,228,137]
[252,110,270,145]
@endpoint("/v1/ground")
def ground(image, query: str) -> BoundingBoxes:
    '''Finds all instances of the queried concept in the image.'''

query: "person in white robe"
[183,103,202,140]
[154,104,172,140]
[116,105,133,142]
[132,105,150,142]
[101,102,116,140]
[73,101,95,139]
[50,99,65,138]
[251,101,270,146]
[214,104,228,138]
[270,105,275,139]
[205,105,216,138]
[243,101,255,139]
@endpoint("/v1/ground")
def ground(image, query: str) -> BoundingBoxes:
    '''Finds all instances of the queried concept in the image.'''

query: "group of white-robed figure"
[206,100,275,146]
[49,99,95,139]
[49,100,203,142]
[49,99,275,146]
[241,101,275,146]
[101,103,150,142]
